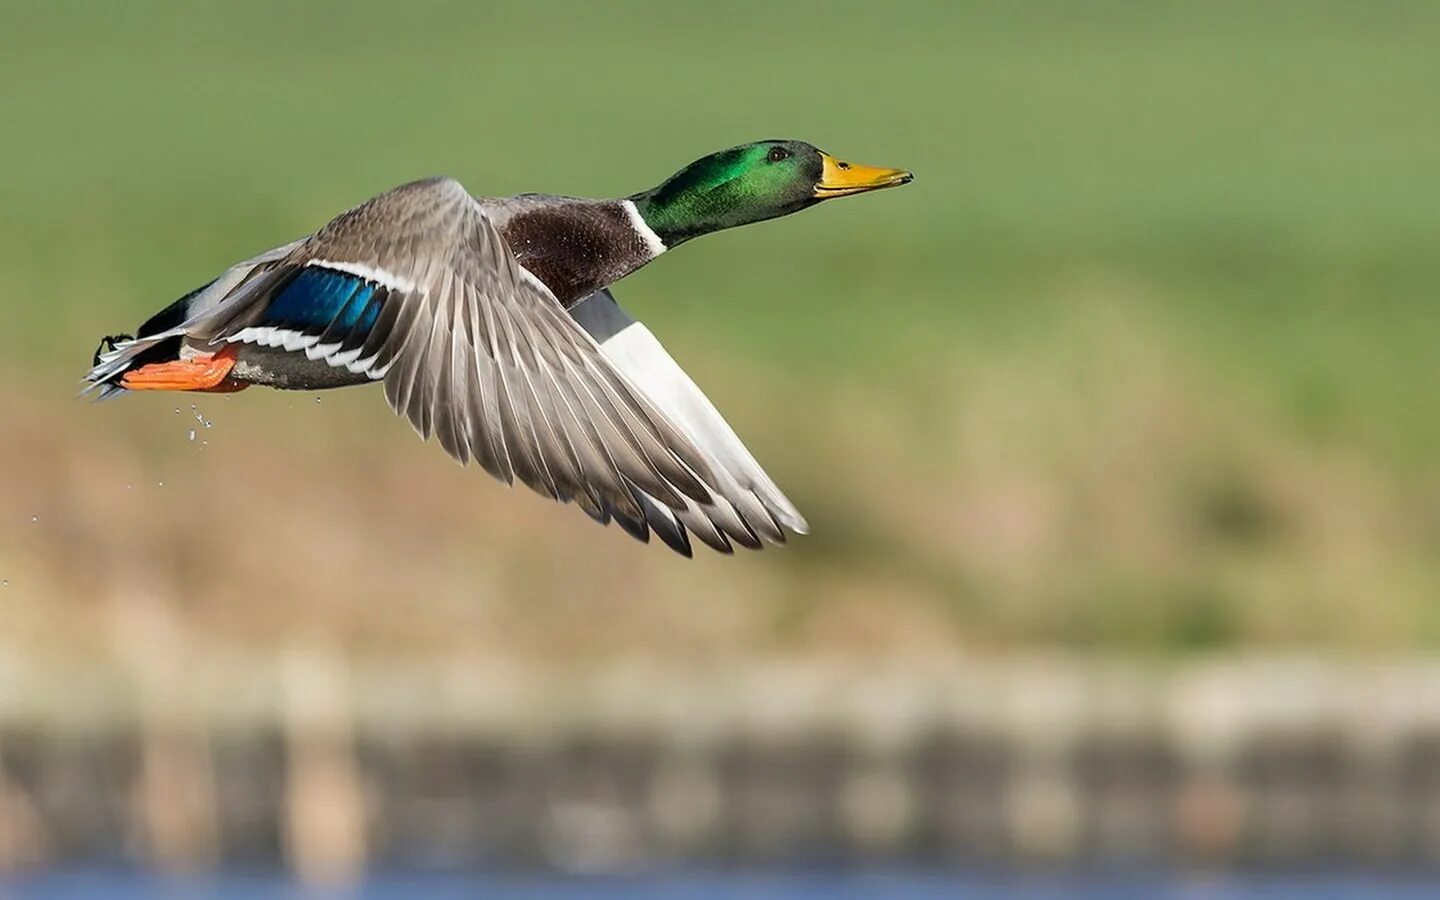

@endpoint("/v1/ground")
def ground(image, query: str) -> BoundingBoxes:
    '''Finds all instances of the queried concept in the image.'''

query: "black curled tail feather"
[92,333,134,368]
[83,331,184,400]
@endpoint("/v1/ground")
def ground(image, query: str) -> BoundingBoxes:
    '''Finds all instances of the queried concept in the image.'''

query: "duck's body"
[114,187,660,391]
[86,141,911,555]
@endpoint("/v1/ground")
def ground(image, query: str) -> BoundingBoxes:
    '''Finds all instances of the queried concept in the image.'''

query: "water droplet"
[315,397,322,404]
[201,440,209,448]
[30,515,38,523]
[1,580,7,588]
[174,408,181,415]
[157,481,165,488]
[188,430,196,442]
[126,483,133,490]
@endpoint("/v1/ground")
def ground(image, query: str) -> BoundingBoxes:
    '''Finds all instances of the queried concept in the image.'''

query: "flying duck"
[85,140,912,555]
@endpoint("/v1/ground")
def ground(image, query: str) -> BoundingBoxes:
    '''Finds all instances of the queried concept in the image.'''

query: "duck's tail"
[82,276,221,399]
[82,329,185,400]
[85,333,132,399]
[81,237,310,400]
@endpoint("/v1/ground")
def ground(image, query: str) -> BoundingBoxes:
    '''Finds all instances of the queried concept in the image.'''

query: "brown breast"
[500,201,654,306]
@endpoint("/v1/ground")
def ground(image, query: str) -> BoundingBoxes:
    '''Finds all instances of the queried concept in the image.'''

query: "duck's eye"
[767,146,791,163]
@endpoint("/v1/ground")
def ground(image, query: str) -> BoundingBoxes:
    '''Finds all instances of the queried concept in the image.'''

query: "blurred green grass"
[1,1,1438,656]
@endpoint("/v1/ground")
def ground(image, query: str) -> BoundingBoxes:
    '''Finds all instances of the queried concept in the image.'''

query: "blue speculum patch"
[266,268,376,331]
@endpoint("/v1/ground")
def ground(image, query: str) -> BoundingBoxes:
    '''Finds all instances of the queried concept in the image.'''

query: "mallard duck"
[86,140,911,555]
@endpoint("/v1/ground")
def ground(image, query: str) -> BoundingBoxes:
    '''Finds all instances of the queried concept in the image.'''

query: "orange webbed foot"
[121,345,248,393]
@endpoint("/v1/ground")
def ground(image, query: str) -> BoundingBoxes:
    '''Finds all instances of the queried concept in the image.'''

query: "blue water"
[4,871,1439,900]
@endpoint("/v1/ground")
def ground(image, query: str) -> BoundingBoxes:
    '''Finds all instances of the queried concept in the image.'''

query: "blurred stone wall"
[2,655,1440,881]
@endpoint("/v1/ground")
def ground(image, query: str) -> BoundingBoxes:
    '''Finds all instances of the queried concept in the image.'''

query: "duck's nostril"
[837,161,851,170]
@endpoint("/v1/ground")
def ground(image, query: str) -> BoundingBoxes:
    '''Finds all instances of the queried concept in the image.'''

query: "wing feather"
[570,289,808,547]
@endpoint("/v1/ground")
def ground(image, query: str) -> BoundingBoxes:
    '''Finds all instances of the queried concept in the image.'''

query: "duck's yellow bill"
[813,151,913,198]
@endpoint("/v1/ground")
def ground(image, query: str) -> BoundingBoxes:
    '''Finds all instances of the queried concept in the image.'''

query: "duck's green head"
[629,140,911,249]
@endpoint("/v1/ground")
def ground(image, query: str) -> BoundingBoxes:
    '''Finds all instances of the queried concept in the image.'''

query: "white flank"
[621,200,667,259]
[306,258,416,293]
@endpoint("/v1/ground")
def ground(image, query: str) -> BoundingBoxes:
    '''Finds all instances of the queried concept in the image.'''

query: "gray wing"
[570,289,809,554]
[198,178,740,546]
